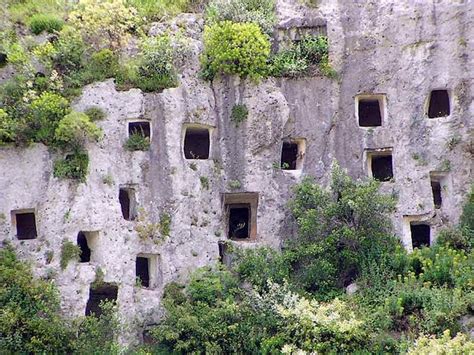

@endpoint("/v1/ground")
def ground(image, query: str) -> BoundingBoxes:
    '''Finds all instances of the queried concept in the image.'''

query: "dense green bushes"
[201,21,271,80]
[116,34,182,92]
[0,246,120,354]
[206,0,276,35]
[271,35,336,78]
[150,165,474,353]
[28,14,64,35]
[53,149,90,182]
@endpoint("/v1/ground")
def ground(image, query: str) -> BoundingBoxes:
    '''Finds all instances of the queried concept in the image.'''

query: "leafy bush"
[69,0,138,50]
[28,92,70,144]
[230,103,248,126]
[53,149,89,182]
[72,301,121,354]
[285,163,398,296]
[150,266,266,354]
[84,106,106,121]
[28,14,64,35]
[264,283,368,353]
[408,331,474,354]
[116,35,181,92]
[206,0,276,34]
[53,26,86,75]
[201,21,271,80]
[60,240,81,270]
[124,132,150,151]
[79,49,119,85]
[0,108,17,143]
[54,111,102,149]
[383,273,471,335]
[127,0,205,21]
[234,247,290,291]
[0,246,74,353]
[271,35,335,78]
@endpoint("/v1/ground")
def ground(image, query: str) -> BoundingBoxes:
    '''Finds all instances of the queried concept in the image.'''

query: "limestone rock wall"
[0,0,472,342]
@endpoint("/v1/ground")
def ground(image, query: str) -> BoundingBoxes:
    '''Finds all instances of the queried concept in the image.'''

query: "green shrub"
[460,185,474,233]
[201,21,271,80]
[0,246,74,353]
[28,14,64,35]
[383,274,471,335]
[159,212,171,237]
[53,149,89,182]
[286,162,398,296]
[72,301,120,354]
[28,92,70,144]
[124,132,150,151]
[408,331,474,354]
[116,35,180,92]
[200,176,209,190]
[234,247,290,291]
[60,240,81,270]
[230,104,248,126]
[54,111,103,149]
[81,49,119,84]
[53,26,86,74]
[0,108,17,143]
[270,35,334,78]
[127,0,203,20]
[69,0,137,50]
[206,0,276,34]
[84,106,106,121]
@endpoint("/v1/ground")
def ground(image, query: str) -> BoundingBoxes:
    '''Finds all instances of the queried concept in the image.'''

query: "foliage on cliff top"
[201,21,271,80]
[206,0,276,34]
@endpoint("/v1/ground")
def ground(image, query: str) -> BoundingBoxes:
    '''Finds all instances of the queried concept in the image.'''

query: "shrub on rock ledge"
[201,21,271,81]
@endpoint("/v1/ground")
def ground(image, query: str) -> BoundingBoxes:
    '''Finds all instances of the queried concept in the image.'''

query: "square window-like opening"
[119,187,137,221]
[358,99,382,127]
[367,150,393,182]
[410,223,430,249]
[428,90,450,118]
[13,210,37,240]
[77,232,91,262]
[223,193,258,241]
[85,283,118,317]
[183,127,210,159]
[356,94,385,127]
[136,256,150,288]
[128,121,151,138]
[228,205,250,239]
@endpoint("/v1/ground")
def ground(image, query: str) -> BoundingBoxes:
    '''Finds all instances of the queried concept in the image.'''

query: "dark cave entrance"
[431,180,442,209]
[77,232,91,262]
[411,223,431,249]
[136,256,150,288]
[119,188,136,221]
[371,155,393,182]
[128,121,151,138]
[14,211,37,240]
[183,127,210,159]
[358,99,382,127]
[228,205,250,240]
[281,142,298,170]
[428,90,450,118]
[85,284,118,317]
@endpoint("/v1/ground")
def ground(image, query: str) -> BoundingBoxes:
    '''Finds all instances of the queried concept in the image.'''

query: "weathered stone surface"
[0,0,472,344]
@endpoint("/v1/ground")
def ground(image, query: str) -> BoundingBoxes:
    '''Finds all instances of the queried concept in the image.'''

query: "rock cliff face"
[0,0,472,342]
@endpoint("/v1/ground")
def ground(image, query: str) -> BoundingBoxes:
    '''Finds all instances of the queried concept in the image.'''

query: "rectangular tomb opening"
[428,90,450,118]
[183,126,210,159]
[13,210,37,240]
